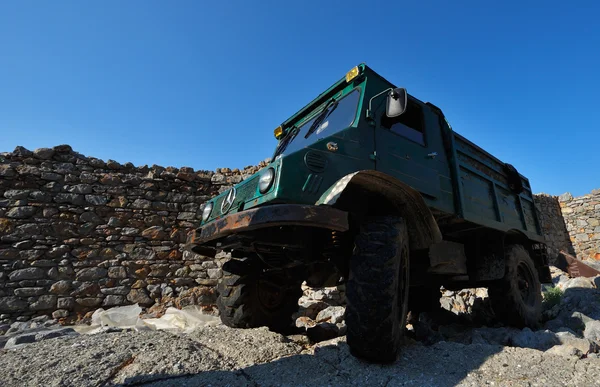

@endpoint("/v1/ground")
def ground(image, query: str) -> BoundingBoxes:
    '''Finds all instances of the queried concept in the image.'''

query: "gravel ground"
[1,325,600,387]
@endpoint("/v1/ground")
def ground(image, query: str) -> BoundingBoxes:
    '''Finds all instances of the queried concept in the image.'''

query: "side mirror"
[386,88,407,118]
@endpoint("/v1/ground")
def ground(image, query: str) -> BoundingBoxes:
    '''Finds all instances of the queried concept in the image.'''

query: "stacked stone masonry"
[534,194,575,255]
[557,190,600,260]
[0,145,267,324]
[0,144,598,323]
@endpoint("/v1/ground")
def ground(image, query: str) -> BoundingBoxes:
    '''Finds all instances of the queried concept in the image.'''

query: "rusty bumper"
[187,204,349,247]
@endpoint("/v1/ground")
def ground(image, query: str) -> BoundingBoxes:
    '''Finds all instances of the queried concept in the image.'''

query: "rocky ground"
[2,266,600,386]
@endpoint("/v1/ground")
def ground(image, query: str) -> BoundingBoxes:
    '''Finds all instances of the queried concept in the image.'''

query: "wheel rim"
[516,261,536,306]
[257,280,285,310]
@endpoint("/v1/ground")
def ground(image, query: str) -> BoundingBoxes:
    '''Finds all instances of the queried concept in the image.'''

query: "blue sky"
[1,1,598,197]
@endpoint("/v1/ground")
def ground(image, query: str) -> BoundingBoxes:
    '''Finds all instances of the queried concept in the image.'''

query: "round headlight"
[201,202,213,222]
[258,167,275,194]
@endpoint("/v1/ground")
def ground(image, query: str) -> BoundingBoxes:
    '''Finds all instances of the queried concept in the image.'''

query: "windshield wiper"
[273,126,299,157]
[304,98,338,139]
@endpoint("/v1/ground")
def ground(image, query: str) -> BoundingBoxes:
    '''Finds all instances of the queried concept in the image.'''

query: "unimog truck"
[187,64,551,363]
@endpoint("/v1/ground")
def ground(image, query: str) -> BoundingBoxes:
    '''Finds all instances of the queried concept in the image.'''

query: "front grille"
[210,175,259,219]
[233,176,258,209]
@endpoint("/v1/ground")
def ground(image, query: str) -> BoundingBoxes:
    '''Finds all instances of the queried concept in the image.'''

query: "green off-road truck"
[187,64,551,363]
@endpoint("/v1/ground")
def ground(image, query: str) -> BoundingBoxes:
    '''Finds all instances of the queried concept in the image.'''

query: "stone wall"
[557,190,600,260]
[1,144,599,324]
[534,194,575,256]
[0,145,265,324]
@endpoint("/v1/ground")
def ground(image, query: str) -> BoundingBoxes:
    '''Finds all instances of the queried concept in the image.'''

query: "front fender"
[316,170,442,250]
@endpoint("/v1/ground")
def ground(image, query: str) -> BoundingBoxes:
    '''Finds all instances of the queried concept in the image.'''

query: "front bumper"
[186,204,349,254]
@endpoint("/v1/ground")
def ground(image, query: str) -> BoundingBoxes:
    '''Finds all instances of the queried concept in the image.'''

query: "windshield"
[274,89,360,157]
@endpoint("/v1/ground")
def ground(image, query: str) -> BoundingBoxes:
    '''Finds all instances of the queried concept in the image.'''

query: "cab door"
[374,98,448,201]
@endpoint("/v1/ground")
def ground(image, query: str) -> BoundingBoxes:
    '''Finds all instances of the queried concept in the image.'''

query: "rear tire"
[345,216,410,363]
[217,265,302,333]
[488,245,542,327]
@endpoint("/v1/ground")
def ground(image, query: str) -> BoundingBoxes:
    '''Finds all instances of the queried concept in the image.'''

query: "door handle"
[427,152,438,159]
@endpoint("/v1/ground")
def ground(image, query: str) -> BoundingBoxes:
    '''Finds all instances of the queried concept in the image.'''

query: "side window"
[380,100,426,146]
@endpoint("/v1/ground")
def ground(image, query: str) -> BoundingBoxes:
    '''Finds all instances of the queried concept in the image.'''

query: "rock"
[141,226,166,240]
[306,322,343,343]
[130,247,156,260]
[584,320,600,342]
[106,160,122,170]
[207,268,222,279]
[0,165,16,177]
[31,260,56,267]
[546,344,583,358]
[34,328,77,341]
[9,267,45,281]
[555,330,596,353]
[4,333,37,349]
[30,295,57,310]
[76,267,108,281]
[0,248,18,259]
[33,148,55,160]
[54,193,84,205]
[101,286,130,296]
[6,206,37,219]
[53,144,72,153]
[79,212,101,224]
[315,306,346,324]
[108,267,127,279]
[50,280,71,294]
[0,324,10,335]
[43,208,59,217]
[71,282,101,297]
[52,309,69,319]
[99,248,117,259]
[107,217,121,227]
[511,328,558,350]
[177,212,196,220]
[0,296,28,312]
[4,189,30,199]
[66,184,92,194]
[132,199,152,209]
[296,316,317,329]
[85,195,108,205]
[286,334,311,346]
[41,172,62,181]
[29,191,51,202]
[121,227,139,236]
[14,287,46,297]
[127,289,153,306]
[99,174,121,185]
[103,295,125,307]
[562,277,595,290]
[57,297,75,310]
[558,192,573,202]
[76,298,103,307]
[13,146,33,157]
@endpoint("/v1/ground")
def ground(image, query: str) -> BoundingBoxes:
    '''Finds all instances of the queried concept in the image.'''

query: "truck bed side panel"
[453,132,543,242]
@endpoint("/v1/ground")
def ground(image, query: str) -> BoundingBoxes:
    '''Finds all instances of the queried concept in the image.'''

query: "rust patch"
[191,204,349,245]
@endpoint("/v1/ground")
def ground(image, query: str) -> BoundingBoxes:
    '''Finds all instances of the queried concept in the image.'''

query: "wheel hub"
[257,280,285,310]
[517,262,535,306]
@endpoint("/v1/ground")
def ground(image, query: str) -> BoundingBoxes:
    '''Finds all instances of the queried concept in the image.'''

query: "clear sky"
[1,1,598,197]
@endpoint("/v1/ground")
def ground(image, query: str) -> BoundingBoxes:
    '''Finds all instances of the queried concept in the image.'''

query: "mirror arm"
[366,88,393,122]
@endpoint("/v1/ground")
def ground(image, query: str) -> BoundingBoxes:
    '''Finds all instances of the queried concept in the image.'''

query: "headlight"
[201,202,213,222]
[258,167,275,193]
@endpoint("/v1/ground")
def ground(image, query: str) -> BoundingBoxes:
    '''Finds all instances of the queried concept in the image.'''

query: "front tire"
[488,244,542,327]
[217,266,302,333]
[345,216,410,363]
